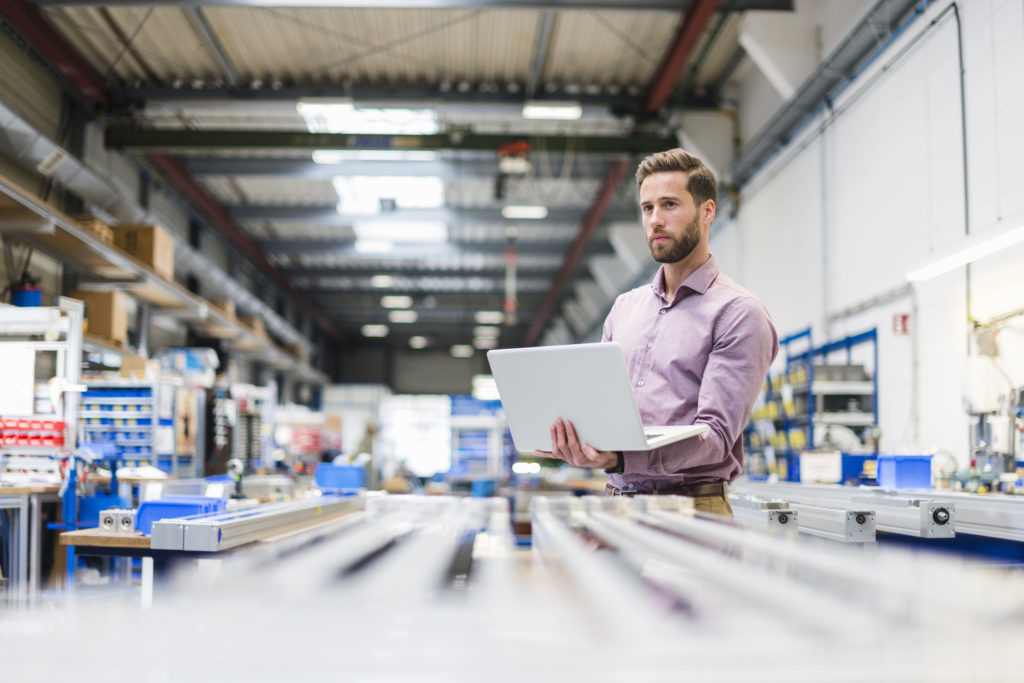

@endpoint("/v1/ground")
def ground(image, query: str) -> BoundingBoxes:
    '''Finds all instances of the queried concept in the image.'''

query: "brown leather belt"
[605,481,726,497]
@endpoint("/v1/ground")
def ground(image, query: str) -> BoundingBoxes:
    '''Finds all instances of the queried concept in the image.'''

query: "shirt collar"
[651,253,720,300]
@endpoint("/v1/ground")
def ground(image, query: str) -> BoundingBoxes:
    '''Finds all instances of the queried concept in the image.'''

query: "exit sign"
[893,313,910,335]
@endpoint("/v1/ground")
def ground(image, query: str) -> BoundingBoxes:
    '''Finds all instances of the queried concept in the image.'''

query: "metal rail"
[733,481,955,538]
[150,494,365,551]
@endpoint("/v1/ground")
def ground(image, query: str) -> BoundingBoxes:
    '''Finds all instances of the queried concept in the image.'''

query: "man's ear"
[702,199,716,226]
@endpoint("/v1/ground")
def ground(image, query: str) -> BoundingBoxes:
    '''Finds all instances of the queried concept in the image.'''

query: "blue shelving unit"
[747,328,879,483]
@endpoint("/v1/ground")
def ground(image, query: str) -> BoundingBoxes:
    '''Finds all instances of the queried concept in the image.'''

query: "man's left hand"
[534,418,617,469]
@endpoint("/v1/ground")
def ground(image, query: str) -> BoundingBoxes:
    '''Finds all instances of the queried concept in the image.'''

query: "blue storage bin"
[135,496,227,535]
[315,464,364,491]
[471,478,495,497]
[877,455,932,489]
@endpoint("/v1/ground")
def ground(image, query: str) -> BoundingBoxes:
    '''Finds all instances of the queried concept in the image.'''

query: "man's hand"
[534,418,618,469]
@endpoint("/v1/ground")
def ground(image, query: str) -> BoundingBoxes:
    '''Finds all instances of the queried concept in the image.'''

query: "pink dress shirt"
[602,254,778,492]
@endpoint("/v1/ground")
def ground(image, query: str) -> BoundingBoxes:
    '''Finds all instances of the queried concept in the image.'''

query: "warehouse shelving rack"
[748,328,879,482]
[0,172,328,384]
[78,378,205,479]
[0,300,83,598]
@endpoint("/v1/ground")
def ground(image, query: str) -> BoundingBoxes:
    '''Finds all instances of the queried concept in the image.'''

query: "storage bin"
[876,455,932,489]
[471,478,496,497]
[314,464,364,491]
[134,496,226,535]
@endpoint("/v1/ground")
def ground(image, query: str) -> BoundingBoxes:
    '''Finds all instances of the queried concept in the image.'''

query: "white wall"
[714,0,1024,466]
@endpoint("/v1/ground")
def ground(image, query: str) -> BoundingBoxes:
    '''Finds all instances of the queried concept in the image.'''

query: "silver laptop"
[487,342,708,453]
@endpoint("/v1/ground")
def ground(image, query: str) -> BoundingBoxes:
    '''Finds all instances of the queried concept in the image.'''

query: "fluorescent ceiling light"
[296,98,354,116]
[361,324,389,338]
[512,461,541,475]
[353,220,447,244]
[381,295,413,309]
[450,344,474,358]
[475,310,505,324]
[502,205,548,220]
[473,325,500,338]
[370,274,394,288]
[906,220,1024,282]
[313,149,440,164]
[472,374,500,400]
[522,101,582,120]
[472,337,498,350]
[388,310,418,324]
[354,240,393,254]
[498,156,531,175]
[334,176,445,215]
[409,336,430,349]
[301,105,439,135]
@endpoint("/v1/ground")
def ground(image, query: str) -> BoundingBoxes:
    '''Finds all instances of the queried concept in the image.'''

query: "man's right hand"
[534,418,618,470]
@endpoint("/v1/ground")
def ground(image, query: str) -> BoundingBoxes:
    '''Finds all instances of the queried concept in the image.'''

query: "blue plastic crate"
[471,478,495,497]
[877,455,932,489]
[135,496,226,535]
[315,464,364,491]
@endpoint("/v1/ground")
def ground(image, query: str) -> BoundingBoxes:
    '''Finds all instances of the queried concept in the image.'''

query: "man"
[538,148,778,517]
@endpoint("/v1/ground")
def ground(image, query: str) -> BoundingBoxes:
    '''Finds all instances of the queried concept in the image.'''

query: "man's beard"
[649,215,700,263]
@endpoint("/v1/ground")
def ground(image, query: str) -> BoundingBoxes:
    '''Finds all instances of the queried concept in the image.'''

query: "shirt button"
[637,380,644,386]
[659,309,667,315]
[647,343,653,348]
[628,483,634,489]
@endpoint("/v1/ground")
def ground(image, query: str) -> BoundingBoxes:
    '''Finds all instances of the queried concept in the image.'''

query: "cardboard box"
[284,342,310,363]
[71,289,128,345]
[210,298,236,321]
[120,354,160,379]
[113,223,175,281]
[239,314,269,341]
[71,215,115,246]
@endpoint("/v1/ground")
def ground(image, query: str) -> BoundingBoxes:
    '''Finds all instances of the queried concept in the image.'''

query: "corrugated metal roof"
[44,5,690,92]
[545,10,678,88]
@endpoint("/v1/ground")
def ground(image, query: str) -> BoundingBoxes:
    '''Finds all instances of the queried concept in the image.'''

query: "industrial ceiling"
[5,0,797,355]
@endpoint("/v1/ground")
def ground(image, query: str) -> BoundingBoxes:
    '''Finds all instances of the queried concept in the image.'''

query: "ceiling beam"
[526,10,556,99]
[645,0,723,113]
[291,275,554,294]
[232,205,636,224]
[179,156,602,180]
[182,157,496,178]
[36,1,793,10]
[310,292,546,307]
[260,238,607,255]
[114,86,659,111]
[105,128,677,155]
[0,0,109,107]
[185,7,240,88]
[146,153,345,341]
[276,262,592,279]
[96,8,161,84]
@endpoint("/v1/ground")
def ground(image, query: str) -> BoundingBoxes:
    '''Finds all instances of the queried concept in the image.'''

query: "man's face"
[639,171,704,264]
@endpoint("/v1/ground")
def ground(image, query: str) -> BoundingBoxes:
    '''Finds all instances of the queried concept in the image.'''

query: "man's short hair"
[635,148,717,207]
